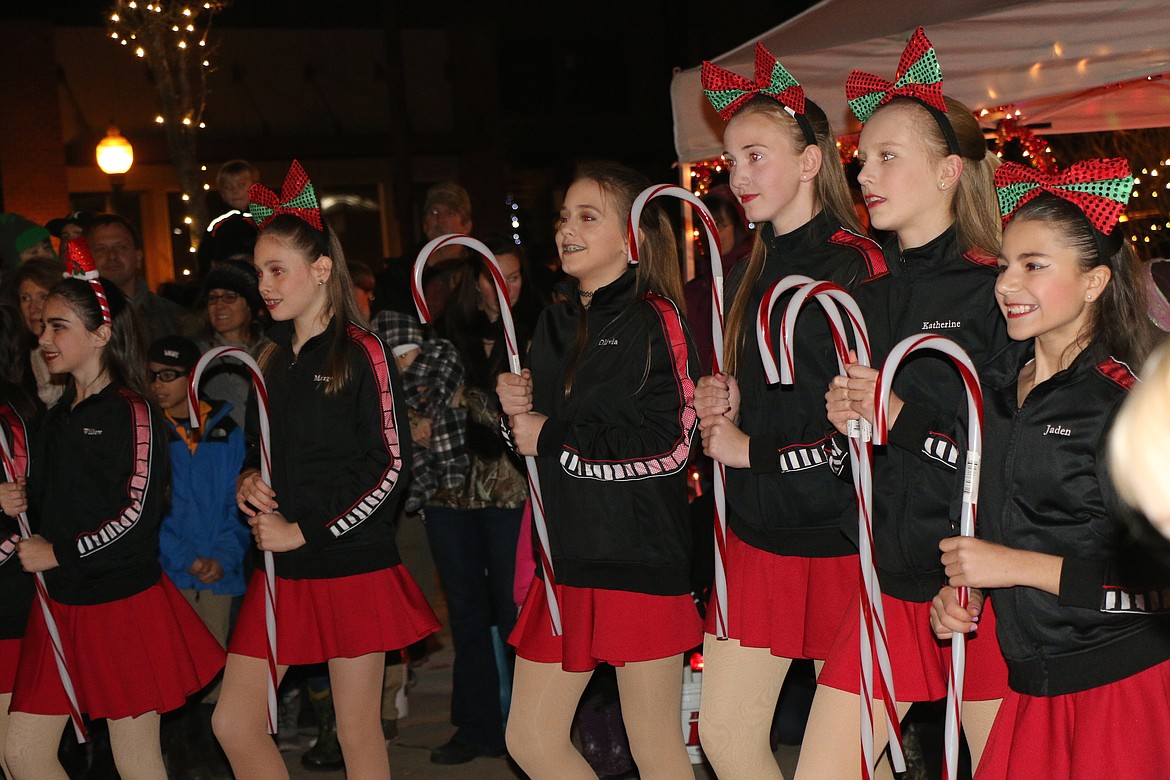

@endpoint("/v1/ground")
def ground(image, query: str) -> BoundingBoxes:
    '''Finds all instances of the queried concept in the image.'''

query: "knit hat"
[371,310,425,354]
[148,335,201,372]
[45,210,96,238]
[424,182,472,220]
[201,259,263,314]
[0,213,52,272]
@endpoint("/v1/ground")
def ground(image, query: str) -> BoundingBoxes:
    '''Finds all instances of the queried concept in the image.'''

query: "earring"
[1086,294,1094,301]
[318,279,324,286]
[939,182,948,190]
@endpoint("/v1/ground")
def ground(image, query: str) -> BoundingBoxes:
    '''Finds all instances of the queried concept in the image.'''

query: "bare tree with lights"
[107,0,229,257]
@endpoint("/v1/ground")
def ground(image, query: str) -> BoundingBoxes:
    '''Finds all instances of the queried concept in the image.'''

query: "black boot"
[300,687,344,771]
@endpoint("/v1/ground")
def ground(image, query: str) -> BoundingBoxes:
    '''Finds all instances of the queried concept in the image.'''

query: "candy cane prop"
[188,347,278,733]
[628,184,729,637]
[874,334,982,780]
[761,280,904,775]
[413,234,562,636]
[0,418,87,742]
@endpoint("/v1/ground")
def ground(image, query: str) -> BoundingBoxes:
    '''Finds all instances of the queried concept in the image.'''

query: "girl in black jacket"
[931,161,1169,779]
[1,243,224,779]
[800,28,1010,777]
[497,162,700,779]
[214,162,439,779]
[692,47,887,779]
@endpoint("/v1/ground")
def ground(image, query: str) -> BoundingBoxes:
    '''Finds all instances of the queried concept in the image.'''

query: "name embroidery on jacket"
[1043,424,1071,436]
[922,320,961,330]
[82,427,103,436]
[597,338,619,346]
[313,374,332,383]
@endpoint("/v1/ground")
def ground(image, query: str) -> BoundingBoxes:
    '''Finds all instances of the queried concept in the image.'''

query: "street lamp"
[96,125,134,214]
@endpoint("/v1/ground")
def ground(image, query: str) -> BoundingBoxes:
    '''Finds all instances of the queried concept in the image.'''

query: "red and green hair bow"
[248,160,324,232]
[994,158,1134,234]
[846,27,945,121]
[702,43,816,145]
[63,238,111,325]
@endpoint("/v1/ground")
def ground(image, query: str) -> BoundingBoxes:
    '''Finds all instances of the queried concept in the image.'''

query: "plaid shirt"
[371,311,469,511]
[399,337,468,512]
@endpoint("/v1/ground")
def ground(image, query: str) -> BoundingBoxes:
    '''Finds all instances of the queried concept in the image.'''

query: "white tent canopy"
[671,0,1170,163]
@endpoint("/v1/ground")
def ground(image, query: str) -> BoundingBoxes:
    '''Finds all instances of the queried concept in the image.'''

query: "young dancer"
[212,161,439,780]
[797,29,1010,777]
[1,241,224,780]
[496,162,700,779]
[0,303,40,780]
[693,45,886,779]
[930,158,1170,778]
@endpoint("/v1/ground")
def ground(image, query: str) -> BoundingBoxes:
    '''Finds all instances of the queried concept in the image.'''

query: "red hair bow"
[63,239,111,325]
[845,27,946,122]
[702,42,807,122]
[247,160,324,231]
[994,158,1134,234]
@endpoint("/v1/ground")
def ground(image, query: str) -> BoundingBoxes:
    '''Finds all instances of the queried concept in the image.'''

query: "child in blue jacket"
[149,334,249,776]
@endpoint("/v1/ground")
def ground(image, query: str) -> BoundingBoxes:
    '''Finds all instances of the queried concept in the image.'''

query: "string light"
[108,0,229,268]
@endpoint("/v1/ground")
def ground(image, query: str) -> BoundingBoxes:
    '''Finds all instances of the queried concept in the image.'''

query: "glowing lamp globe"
[96,127,134,175]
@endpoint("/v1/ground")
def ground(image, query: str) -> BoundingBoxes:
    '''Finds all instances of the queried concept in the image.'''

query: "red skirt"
[704,529,856,660]
[941,597,1009,701]
[228,567,440,665]
[510,578,702,673]
[818,592,1008,702]
[976,659,1170,780]
[10,576,225,720]
[0,637,21,694]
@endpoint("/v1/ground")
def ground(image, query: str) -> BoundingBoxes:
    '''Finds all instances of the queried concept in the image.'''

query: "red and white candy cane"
[0,418,87,742]
[187,347,279,734]
[762,280,905,775]
[874,334,982,780]
[412,234,562,636]
[628,185,730,638]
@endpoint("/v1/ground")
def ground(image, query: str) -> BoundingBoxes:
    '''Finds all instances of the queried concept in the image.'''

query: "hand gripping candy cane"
[188,347,279,733]
[0,416,87,742]
[761,280,905,775]
[874,334,982,780]
[628,184,729,638]
[413,234,562,636]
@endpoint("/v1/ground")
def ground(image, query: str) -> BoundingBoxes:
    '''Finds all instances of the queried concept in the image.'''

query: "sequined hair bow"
[63,239,111,325]
[845,27,959,154]
[247,160,324,232]
[702,42,816,146]
[994,158,1134,234]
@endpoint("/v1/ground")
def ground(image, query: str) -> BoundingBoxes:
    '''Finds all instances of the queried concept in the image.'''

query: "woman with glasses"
[196,259,267,428]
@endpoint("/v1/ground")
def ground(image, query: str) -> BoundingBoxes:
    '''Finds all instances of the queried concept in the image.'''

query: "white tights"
[4,710,165,780]
[506,655,693,780]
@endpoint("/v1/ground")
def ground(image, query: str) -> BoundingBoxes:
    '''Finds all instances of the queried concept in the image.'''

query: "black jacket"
[245,319,411,580]
[34,385,167,606]
[846,226,1009,601]
[980,342,1170,696]
[526,269,699,595]
[727,212,888,556]
[0,398,35,637]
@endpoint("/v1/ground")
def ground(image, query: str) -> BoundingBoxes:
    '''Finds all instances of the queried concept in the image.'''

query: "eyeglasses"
[149,369,188,383]
[206,291,241,305]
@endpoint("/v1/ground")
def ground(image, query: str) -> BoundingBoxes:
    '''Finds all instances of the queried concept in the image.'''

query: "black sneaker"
[429,739,506,765]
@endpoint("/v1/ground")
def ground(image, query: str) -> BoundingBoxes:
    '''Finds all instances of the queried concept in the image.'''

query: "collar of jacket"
[554,266,638,315]
[267,316,336,355]
[982,337,1110,394]
[760,209,836,259]
[888,223,960,278]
